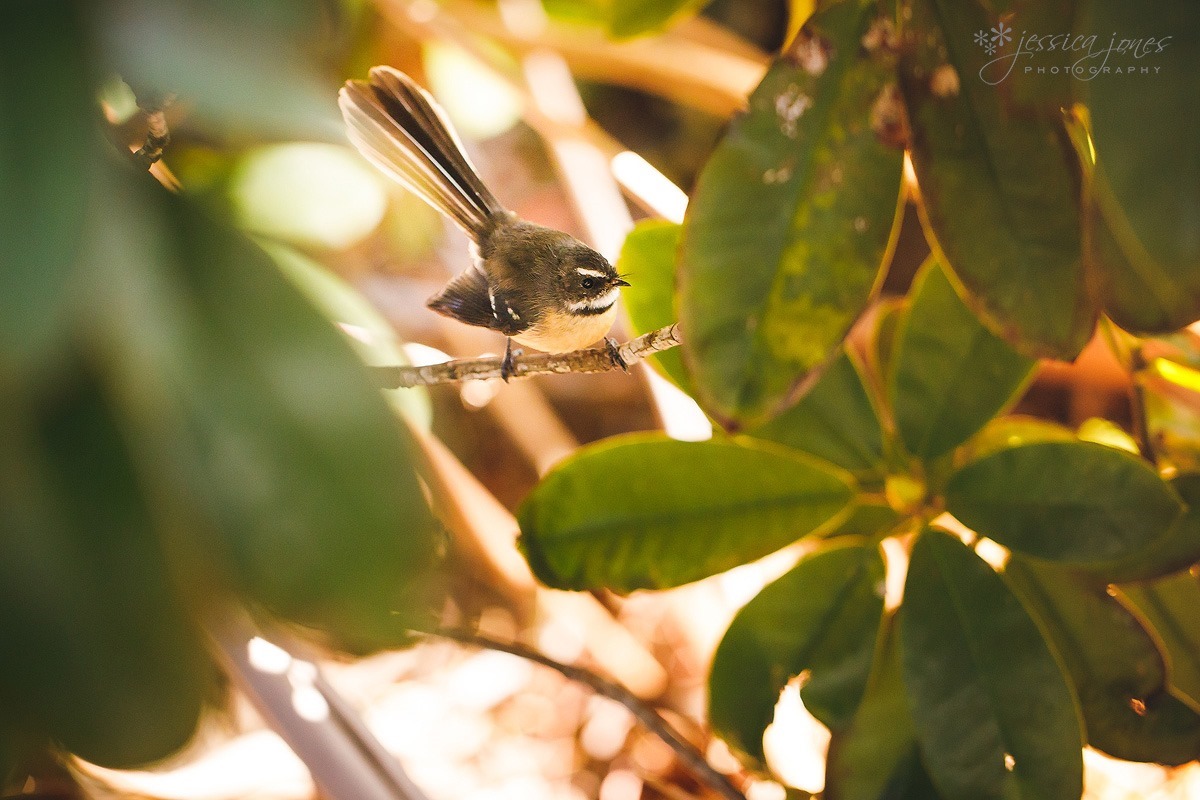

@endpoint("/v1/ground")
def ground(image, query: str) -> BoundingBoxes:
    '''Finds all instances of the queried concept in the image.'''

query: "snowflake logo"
[991,21,1012,46]
[973,20,1012,55]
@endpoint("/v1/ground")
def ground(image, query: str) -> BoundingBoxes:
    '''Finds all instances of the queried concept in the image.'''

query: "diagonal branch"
[372,324,682,388]
[430,629,747,800]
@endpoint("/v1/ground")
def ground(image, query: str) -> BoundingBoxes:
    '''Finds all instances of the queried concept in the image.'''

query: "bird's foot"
[605,338,629,372]
[500,340,522,382]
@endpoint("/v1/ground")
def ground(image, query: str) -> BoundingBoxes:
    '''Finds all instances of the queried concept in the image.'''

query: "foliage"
[518,1,1200,798]
[0,0,442,772]
[5,0,1200,797]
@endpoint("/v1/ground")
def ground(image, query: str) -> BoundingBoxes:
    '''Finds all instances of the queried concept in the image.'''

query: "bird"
[338,66,630,378]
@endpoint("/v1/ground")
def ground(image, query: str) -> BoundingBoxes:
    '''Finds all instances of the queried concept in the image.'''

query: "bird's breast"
[512,304,619,354]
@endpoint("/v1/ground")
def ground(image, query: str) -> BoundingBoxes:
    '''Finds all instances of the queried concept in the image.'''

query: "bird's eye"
[581,277,596,290]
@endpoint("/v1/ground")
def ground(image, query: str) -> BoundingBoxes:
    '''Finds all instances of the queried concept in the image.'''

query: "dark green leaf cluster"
[0,0,442,774]
[520,1,1200,796]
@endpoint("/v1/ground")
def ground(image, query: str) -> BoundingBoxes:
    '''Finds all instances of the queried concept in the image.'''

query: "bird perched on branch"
[339,66,630,378]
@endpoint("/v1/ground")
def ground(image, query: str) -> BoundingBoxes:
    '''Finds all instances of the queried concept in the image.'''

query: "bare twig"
[430,629,747,800]
[131,92,175,170]
[374,324,682,388]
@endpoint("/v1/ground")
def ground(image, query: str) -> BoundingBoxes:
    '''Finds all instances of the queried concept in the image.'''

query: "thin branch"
[373,324,682,388]
[429,629,747,800]
[131,91,174,170]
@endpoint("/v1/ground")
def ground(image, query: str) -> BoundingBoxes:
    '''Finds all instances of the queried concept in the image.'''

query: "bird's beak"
[614,278,631,287]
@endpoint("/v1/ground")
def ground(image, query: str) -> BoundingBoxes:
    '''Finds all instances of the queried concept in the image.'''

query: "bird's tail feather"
[339,66,504,241]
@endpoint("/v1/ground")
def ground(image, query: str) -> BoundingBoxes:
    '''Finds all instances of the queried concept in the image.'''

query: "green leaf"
[957,415,1074,463]
[1078,1,1200,333]
[1081,473,1200,583]
[266,242,432,429]
[617,220,692,393]
[745,349,887,480]
[518,434,856,592]
[900,529,1083,800]
[1004,558,1200,765]
[890,259,1036,462]
[81,166,442,651]
[1120,573,1200,714]
[945,440,1183,563]
[826,616,934,800]
[709,540,884,763]
[0,370,213,767]
[609,0,709,38]
[899,0,1096,358]
[0,2,94,365]
[679,0,904,426]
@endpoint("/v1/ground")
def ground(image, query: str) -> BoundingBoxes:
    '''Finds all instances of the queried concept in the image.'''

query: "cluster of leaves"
[518,0,1200,798]
[0,0,442,774]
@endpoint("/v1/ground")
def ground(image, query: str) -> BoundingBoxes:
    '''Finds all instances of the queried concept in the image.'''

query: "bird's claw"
[501,340,522,382]
[605,338,628,372]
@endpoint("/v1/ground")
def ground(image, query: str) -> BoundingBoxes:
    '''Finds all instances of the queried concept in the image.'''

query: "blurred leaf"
[899,0,1095,358]
[1120,572,1200,713]
[826,616,942,800]
[1078,1,1200,333]
[0,370,212,767]
[746,349,887,481]
[945,441,1182,563]
[1076,416,1139,454]
[784,0,817,48]
[266,243,432,429]
[900,529,1083,800]
[98,0,342,142]
[890,259,1036,462]
[958,415,1074,463]
[617,220,692,393]
[1078,473,1200,583]
[610,0,709,38]
[679,0,904,426]
[0,2,93,366]
[82,165,442,651]
[231,144,388,251]
[518,434,856,592]
[868,297,905,402]
[709,540,884,764]
[1004,557,1200,764]
[822,499,903,540]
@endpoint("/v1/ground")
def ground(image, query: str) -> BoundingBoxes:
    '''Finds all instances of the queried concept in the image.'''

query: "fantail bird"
[338,66,630,376]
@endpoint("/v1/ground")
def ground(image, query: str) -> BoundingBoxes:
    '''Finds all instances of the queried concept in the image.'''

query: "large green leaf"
[1081,473,1200,583]
[0,370,213,767]
[957,415,1074,464]
[1079,1,1200,333]
[709,540,884,764]
[899,0,1095,358]
[0,2,93,365]
[1120,573,1200,714]
[81,165,442,651]
[746,349,887,480]
[679,0,904,426]
[900,529,1083,800]
[518,434,856,592]
[825,616,938,800]
[890,259,1036,462]
[1005,558,1200,764]
[945,440,1183,563]
[617,220,692,393]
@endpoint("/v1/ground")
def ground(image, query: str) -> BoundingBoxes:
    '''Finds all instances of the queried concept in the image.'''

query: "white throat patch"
[567,286,620,313]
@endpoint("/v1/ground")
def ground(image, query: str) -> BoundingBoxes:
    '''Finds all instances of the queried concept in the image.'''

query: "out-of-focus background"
[5,0,1200,798]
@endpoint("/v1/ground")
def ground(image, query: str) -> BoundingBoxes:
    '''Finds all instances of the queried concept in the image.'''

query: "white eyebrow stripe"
[575,267,609,278]
[567,287,621,312]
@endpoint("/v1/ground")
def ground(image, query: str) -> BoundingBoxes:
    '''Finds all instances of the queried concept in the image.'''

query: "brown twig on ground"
[373,324,682,388]
[430,629,747,800]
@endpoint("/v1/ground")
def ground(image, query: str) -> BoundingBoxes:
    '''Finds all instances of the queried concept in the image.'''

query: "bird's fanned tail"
[338,66,504,241]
